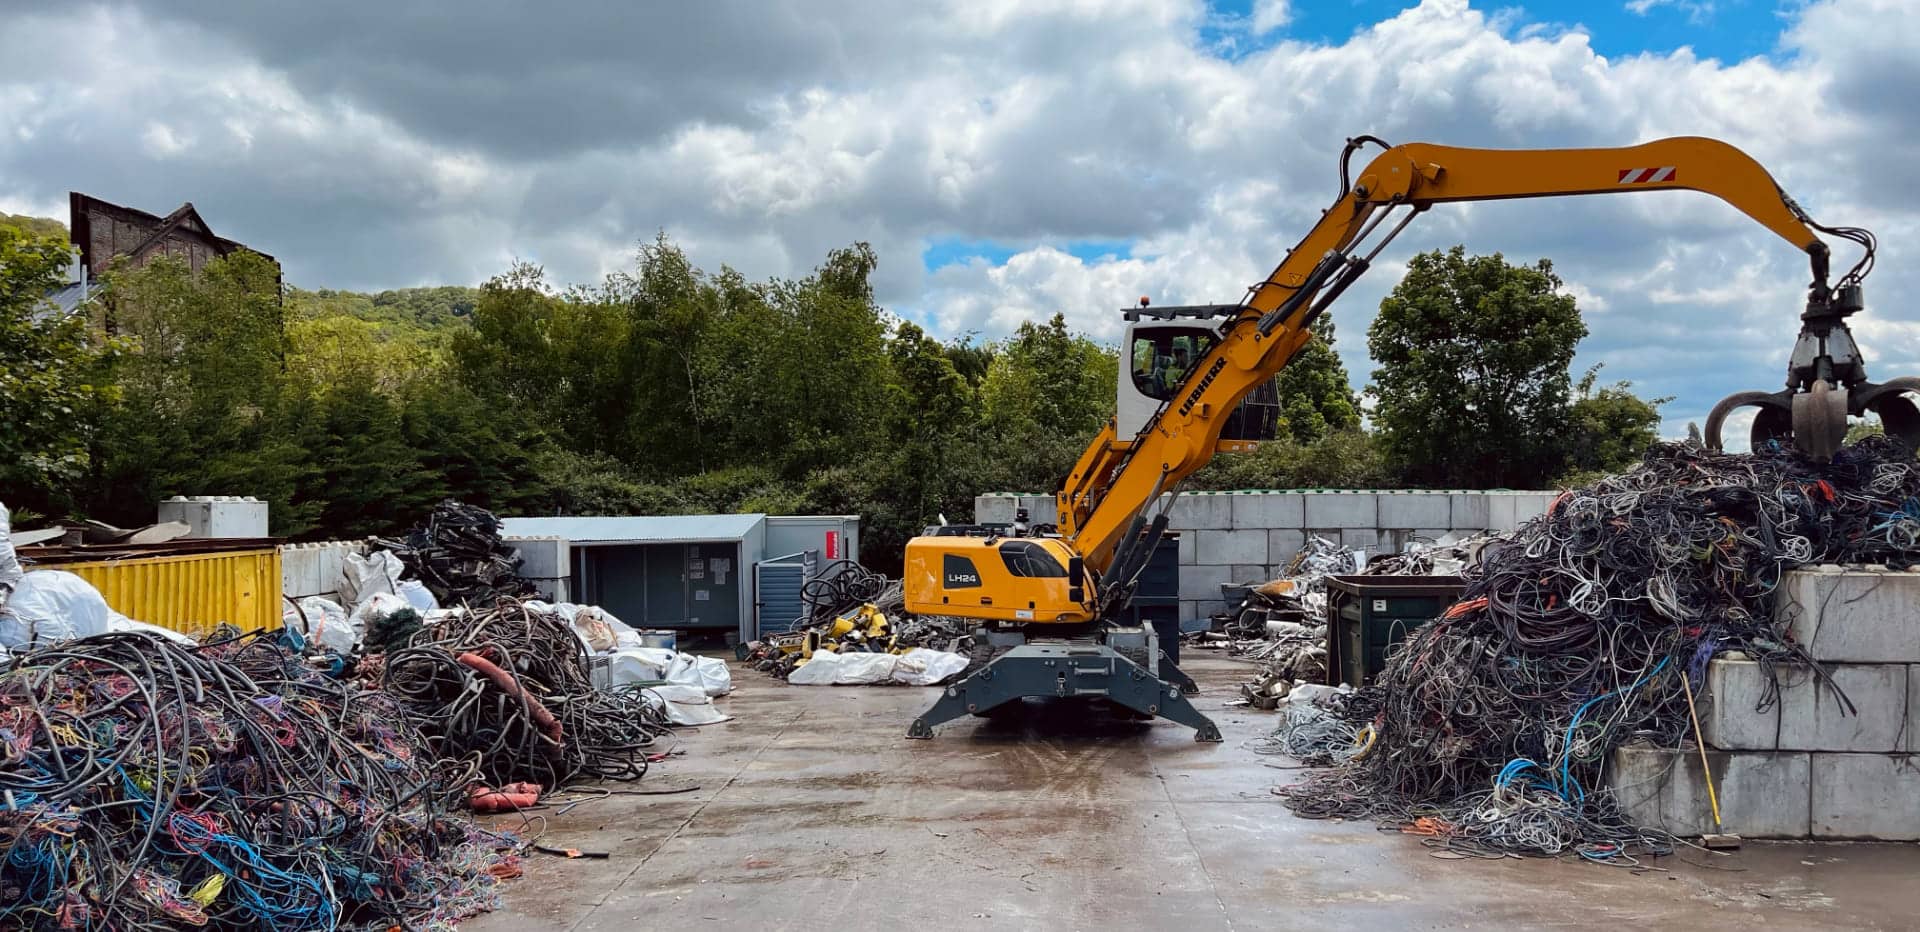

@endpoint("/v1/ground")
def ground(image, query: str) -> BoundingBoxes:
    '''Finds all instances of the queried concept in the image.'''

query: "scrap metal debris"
[373,500,533,606]
[0,630,522,929]
[742,560,971,683]
[1225,534,1498,707]
[1277,439,1920,860]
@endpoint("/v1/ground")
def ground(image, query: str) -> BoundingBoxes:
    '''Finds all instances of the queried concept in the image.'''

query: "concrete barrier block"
[1176,530,1194,565]
[1515,492,1557,525]
[1198,599,1228,620]
[1178,564,1231,602]
[1378,493,1450,530]
[1912,664,1919,754]
[1267,530,1306,564]
[1783,569,1920,663]
[1229,564,1272,584]
[505,536,569,579]
[1811,754,1920,840]
[1017,495,1056,524]
[1778,663,1909,752]
[1707,658,1909,752]
[1382,528,1451,552]
[1609,746,1810,838]
[1341,528,1390,554]
[1702,658,1780,751]
[1197,529,1267,565]
[1169,494,1234,530]
[1304,493,1376,529]
[1449,493,1490,530]
[974,495,1017,525]
[525,577,570,603]
[280,540,366,601]
[1232,492,1304,529]
[1488,494,1519,531]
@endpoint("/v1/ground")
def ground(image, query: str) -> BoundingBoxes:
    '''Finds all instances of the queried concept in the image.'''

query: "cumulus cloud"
[0,0,1915,436]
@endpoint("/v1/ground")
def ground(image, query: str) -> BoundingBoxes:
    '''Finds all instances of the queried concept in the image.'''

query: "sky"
[3,0,1917,438]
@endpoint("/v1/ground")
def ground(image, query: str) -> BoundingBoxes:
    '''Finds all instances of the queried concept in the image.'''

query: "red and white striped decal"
[1618,166,1677,184]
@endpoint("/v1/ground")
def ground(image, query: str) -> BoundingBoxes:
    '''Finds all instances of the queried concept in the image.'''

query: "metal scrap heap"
[373,500,534,606]
[0,631,521,929]
[1277,438,1920,860]
[742,561,970,680]
[1226,535,1493,706]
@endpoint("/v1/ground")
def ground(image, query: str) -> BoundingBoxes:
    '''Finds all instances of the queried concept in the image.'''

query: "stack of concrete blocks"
[280,540,369,603]
[158,495,270,539]
[974,490,1558,622]
[505,536,571,603]
[1610,567,1920,840]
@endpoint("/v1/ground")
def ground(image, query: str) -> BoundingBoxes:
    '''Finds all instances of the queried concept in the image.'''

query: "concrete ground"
[468,654,1920,931]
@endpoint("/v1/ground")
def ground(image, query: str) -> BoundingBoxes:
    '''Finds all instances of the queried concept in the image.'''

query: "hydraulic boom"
[905,135,1897,741]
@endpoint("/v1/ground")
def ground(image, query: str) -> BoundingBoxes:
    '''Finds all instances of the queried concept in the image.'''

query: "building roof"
[68,192,278,271]
[501,513,766,544]
[39,281,88,319]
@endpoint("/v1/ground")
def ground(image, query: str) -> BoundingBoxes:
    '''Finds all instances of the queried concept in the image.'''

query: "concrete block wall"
[280,540,368,603]
[505,536,571,603]
[977,490,1557,621]
[283,537,577,605]
[1610,567,1920,840]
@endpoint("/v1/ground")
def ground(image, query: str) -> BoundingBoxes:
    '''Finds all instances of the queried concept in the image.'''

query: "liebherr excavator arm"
[1062,136,1878,576]
[904,136,1894,742]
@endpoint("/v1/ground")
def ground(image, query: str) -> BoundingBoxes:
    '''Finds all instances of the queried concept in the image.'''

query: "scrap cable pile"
[380,601,672,790]
[1278,438,1920,860]
[0,630,521,930]
[372,500,533,606]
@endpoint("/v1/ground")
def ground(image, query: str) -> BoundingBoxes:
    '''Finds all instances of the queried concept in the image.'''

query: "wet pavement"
[467,654,1920,931]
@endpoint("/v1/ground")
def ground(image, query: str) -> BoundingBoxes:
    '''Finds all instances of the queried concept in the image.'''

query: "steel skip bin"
[28,542,283,637]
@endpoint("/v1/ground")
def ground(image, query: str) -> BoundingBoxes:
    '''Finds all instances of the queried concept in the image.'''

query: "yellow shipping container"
[38,547,283,637]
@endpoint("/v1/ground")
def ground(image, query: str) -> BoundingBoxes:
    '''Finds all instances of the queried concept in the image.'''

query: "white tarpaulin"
[0,503,23,601]
[786,647,970,686]
[644,683,733,726]
[339,550,404,610]
[283,596,357,655]
[0,570,110,649]
[592,646,732,698]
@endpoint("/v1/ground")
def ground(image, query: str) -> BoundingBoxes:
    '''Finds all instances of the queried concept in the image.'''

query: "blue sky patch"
[1202,0,1791,64]
[923,237,1136,271]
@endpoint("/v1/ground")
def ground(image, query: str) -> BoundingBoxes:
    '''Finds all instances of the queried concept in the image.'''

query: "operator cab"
[1118,302,1279,449]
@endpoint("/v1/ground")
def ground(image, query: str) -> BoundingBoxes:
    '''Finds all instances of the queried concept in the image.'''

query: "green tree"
[1272,317,1360,443]
[689,243,891,477]
[1560,365,1664,480]
[1189,429,1391,490]
[86,251,312,532]
[1368,247,1587,488]
[0,213,67,240]
[0,226,124,510]
[968,313,1119,499]
[888,322,976,503]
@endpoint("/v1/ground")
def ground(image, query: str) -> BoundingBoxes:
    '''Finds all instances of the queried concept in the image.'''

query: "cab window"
[1130,330,1214,401]
[997,540,1067,578]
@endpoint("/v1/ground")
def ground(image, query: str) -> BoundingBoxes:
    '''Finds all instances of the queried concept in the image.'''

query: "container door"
[590,545,651,625]
[753,553,809,638]
[686,543,740,631]
[644,544,688,626]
